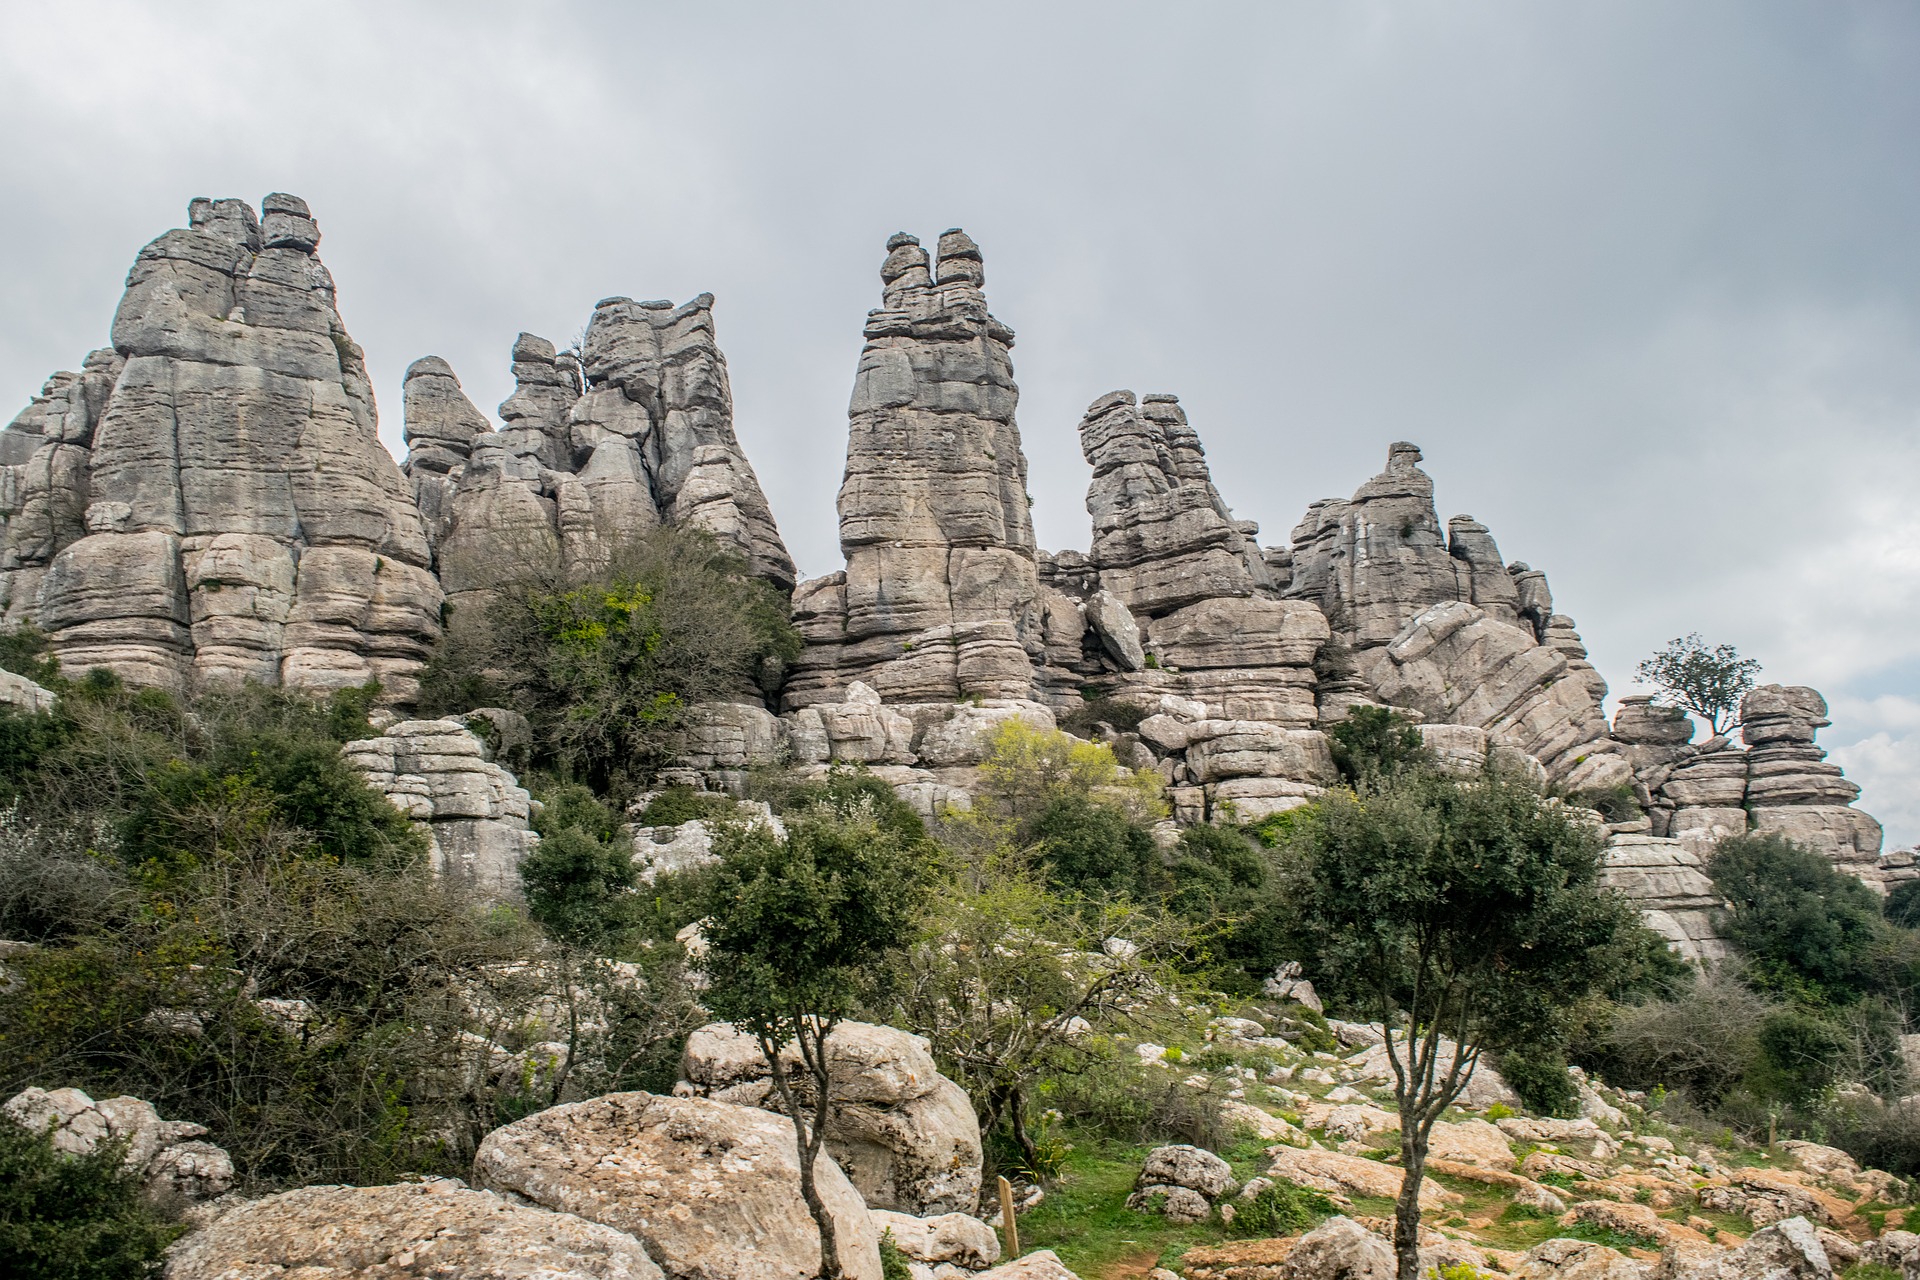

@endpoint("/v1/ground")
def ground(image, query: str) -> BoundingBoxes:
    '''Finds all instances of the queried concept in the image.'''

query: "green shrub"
[1060,695,1148,737]
[1326,706,1430,783]
[1749,1008,1850,1106]
[1030,795,1157,897]
[520,827,638,948]
[1886,883,1920,931]
[0,1117,185,1278]
[533,781,623,843]
[1498,1046,1578,1117]
[0,623,60,686]
[878,1228,913,1280]
[634,786,738,828]
[1229,1177,1335,1237]
[1841,1265,1902,1280]
[1708,833,1886,1003]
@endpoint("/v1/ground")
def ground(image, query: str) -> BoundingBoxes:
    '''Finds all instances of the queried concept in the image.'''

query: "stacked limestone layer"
[403,298,793,609]
[1599,835,1732,965]
[0,196,443,698]
[783,230,1039,708]
[1045,390,1328,729]
[344,718,538,899]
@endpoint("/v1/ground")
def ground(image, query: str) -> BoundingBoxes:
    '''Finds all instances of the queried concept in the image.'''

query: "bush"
[418,526,800,791]
[1030,796,1158,897]
[1229,1177,1335,1237]
[1059,694,1148,737]
[633,786,738,828]
[1587,969,1775,1106]
[1750,1008,1850,1106]
[878,1228,913,1280]
[520,827,638,949]
[1886,882,1920,931]
[1498,1046,1578,1117]
[0,622,60,686]
[0,1120,185,1279]
[1326,706,1429,783]
[1708,833,1886,1003]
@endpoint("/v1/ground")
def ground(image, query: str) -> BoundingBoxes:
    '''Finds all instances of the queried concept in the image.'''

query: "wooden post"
[997,1175,1020,1257]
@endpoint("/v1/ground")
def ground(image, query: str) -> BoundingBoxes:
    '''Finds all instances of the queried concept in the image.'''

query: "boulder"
[166,1180,664,1280]
[1262,1146,1454,1210]
[1126,1182,1212,1224]
[1516,1238,1649,1280]
[868,1209,999,1267]
[1138,1144,1236,1198]
[473,1092,883,1280]
[679,1021,983,1216]
[973,1253,1082,1280]
[4,1086,233,1202]
[1280,1214,1397,1280]
[1661,1216,1831,1280]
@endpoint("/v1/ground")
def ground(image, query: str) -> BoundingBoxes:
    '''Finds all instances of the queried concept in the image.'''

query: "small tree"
[700,803,919,1280]
[1289,767,1642,1280]
[1636,633,1761,738]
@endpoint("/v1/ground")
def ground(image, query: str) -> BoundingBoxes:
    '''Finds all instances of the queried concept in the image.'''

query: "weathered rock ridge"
[3,201,1896,911]
[1,195,441,699]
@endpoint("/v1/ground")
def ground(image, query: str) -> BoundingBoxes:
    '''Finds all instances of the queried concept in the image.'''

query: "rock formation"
[679,1020,983,1217]
[4,1085,234,1202]
[403,297,793,611]
[344,717,538,897]
[473,1091,885,1280]
[0,196,443,700]
[167,1180,665,1280]
[783,230,1038,708]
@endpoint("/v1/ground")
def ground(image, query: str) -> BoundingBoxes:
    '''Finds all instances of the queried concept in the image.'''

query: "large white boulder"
[167,1180,663,1280]
[473,1092,882,1280]
[680,1021,984,1216]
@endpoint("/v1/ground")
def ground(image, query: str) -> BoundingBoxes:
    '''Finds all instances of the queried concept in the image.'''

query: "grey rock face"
[343,717,537,899]
[679,1020,984,1216]
[784,230,1038,708]
[1079,391,1270,617]
[1601,835,1732,964]
[4,1085,233,1203]
[406,295,793,610]
[473,1091,884,1280]
[167,1180,665,1280]
[0,196,442,699]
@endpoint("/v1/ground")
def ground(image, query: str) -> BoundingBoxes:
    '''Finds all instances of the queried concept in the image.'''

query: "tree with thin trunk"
[1286,766,1644,1280]
[1636,633,1761,738]
[700,800,918,1280]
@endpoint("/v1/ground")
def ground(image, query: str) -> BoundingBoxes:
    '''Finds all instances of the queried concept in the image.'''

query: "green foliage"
[1569,783,1642,825]
[520,827,637,949]
[779,766,931,850]
[1326,706,1430,784]
[972,720,1164,835]
[878,1228,913,1280]
[1228,1177,1335,1237]
[419,526,800,791]
[1886,881,1920,931]
[634,785,738,829]
[1497,1046,1578,1117]
[700,807,920,1037]
[0,623,60,687]
[1750,1008,1850,1106]
[533,781,623,843]
[0,1121,185,1279]
[1841,1265,1902,1280]
[1636,633,1760,737]
[1708,833,1888,1003]
[1031,795,1158,897]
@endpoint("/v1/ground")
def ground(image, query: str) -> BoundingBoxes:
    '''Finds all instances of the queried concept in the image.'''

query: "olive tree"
[699,801,920,1280]
[1288,767,1644,1280]
[1636,634,1761,738]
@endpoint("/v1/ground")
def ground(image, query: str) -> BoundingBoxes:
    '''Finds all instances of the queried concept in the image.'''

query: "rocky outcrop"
[783,230,1038,708]
[1,196,443,700]
[1600,835,1732,964]
[406,300,793,611]
[1740,685,1892,886]
[1127,1143,1237,1223]
[344,717,537,898]
[473,1091,883,1280]
[4,1085,233,1202]
[679,1020,983,1216]
[167,1180,665,1280]
[1364,601,1629,790]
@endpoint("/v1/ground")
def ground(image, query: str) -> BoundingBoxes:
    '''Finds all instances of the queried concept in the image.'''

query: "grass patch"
[1564,1222,1662,1252]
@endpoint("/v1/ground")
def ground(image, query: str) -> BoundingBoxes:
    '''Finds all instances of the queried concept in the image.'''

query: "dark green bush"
[1030,795,1157,897]
[1497,1045,1578,1117]
[0,1121,184,1279]
[1886,882,1920,931]
[0,623,61,686]
[520,827,638,948]
[1326,706,1429,783]
[533,781,623,843]
[1709,833,1887,1003]
[1750,1008,1850,1106]
[1059,694,1148,737]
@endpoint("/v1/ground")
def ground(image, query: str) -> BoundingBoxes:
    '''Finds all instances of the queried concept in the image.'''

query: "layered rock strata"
[1599,835,1732,964]
[403,298,793,610]
[344,717,537,898]
[0,196,443,698]
[783,229,1039,707]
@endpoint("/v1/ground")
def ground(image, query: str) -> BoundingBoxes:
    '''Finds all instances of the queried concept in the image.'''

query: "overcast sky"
[3,2,1916,844]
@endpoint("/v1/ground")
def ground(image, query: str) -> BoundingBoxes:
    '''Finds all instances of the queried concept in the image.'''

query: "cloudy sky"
[3,2,1916,843]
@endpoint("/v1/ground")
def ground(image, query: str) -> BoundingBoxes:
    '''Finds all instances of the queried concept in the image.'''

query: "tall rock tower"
[784,230,1039,706]
[0,196,442,699]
